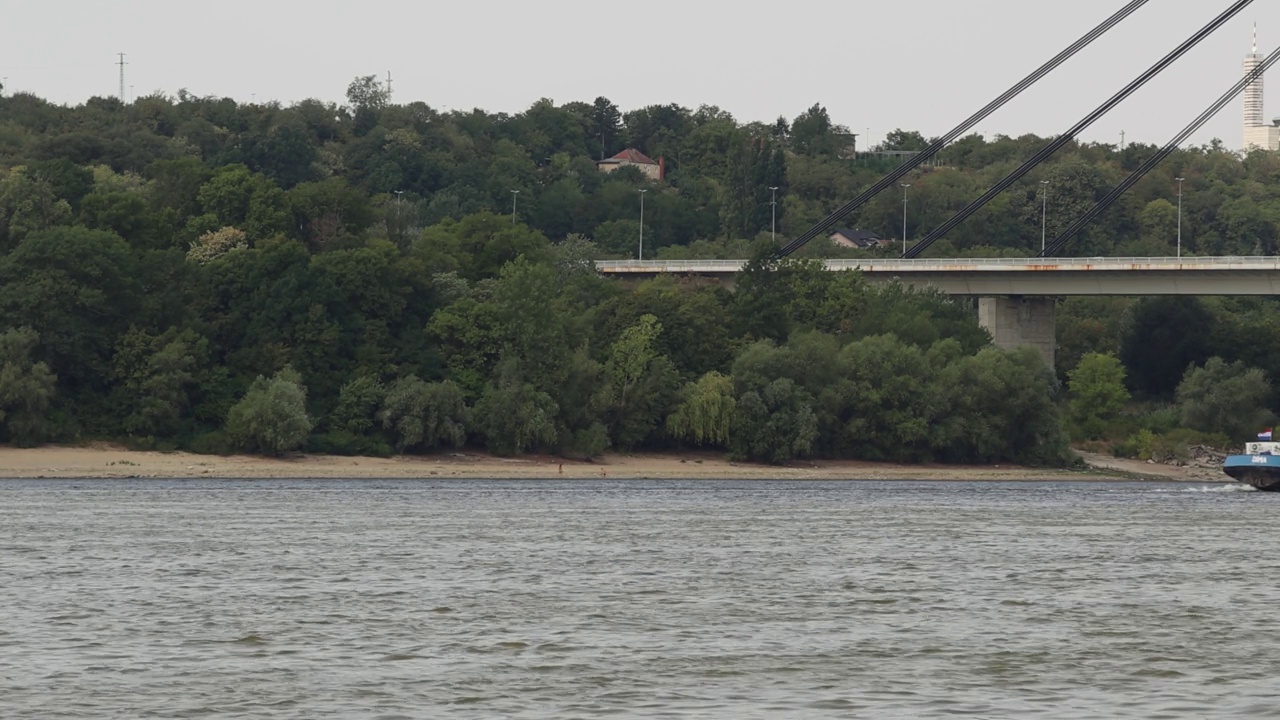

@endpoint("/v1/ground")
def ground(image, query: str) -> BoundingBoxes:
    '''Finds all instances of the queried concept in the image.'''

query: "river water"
[1,478,1277,718]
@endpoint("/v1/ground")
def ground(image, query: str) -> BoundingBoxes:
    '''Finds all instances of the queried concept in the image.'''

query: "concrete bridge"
[596,257,1280,371]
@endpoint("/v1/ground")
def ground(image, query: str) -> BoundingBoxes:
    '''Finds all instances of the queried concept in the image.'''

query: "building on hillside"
[1244,24,1280,151]
[597,149,665,181]
[829,228,889,249]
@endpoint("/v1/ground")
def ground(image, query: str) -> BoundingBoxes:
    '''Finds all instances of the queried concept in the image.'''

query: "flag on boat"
[1261,429,1274,441]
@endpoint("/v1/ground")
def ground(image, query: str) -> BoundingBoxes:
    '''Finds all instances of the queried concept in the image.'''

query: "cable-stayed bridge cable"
[903,0,1256,259]
[1040,44,1280,257]
[777,0,1152,257]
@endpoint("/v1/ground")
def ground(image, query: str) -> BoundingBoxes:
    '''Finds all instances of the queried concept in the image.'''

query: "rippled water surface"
[3,479,1280,718]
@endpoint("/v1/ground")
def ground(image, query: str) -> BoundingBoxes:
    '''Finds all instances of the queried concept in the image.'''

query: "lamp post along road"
[1176,177,1185,258]
[769,186,779,244]
[900,184,911,255]
[638,189,648,260]
[1040,180,1050,252]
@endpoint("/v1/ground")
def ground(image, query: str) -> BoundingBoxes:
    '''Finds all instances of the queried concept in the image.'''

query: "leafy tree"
[25,158,94,208]
[881,129,928,152]
[112,328,206,437]
[588,96,623,160]
[472,360,558,456]
[0,327,56,446]
[285,178,373,251]
[346,75,391,135]
[791,104,850,157]
[1137,198,1177,247]
[598,275,734,377]
[330,375,385,435]
[730,378,818,463]
[933,347,1070,465]
[379,375,469,452]
[0,226,140,394]
[826,335,940,461]
[602,314,679,449]
[1121,297,1214,397]
[731,245,801,342]
[720,135,782,239]
[592,218,644,258]
[551,345,612,459]
[414,213,550,280]
[1067,352,1130,439]
[145,157,212,229]
[666,371,735,448]
[193,164,288,241]
[79,188,163,249]
[225,368,313,455]
[187,226,248,264]
[0,169,72,250]
[1176,358,1273,441]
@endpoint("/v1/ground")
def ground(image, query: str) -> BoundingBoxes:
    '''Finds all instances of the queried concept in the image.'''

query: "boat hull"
[1223,455,1280,491]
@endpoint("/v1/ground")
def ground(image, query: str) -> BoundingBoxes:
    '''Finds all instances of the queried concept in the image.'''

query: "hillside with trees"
[0,77,1276,463]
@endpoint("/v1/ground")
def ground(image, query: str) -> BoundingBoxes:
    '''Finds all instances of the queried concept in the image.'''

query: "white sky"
[3,1,1278,149]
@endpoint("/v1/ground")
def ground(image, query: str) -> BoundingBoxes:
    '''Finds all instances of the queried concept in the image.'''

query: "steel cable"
[903,0,1256,258]
[1040,45,1280,257]
[777,0,1152,257]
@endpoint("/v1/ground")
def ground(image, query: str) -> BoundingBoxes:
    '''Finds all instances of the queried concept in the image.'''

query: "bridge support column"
[977,297,1056,372]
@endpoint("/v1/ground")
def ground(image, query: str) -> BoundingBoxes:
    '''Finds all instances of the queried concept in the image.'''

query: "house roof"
[831,228,882,241]
[600,148,658,166]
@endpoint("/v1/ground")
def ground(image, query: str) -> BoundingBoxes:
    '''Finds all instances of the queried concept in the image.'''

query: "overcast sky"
[3,1,1278,149]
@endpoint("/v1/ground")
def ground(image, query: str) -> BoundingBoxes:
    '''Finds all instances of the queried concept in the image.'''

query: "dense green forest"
[0,77,1276,462]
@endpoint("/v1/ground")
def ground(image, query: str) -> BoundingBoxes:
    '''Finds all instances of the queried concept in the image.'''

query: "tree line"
[0,79,1277,461]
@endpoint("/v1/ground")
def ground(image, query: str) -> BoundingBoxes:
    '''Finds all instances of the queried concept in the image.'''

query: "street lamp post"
[391,191,407,246]
[900,184,911,255]
[1040,180,1050,252]
[769,186,779,244]
[510,190,520,225]
[1176,177,1185,258]
[638,189,648,260]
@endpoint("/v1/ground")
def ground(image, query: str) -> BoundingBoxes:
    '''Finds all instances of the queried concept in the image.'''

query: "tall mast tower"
[1242,25,1279,151]
[1244,24,1264,129]
[117,53,127,103]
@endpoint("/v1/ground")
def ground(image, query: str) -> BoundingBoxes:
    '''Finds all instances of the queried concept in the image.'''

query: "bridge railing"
[595,256,1280,272]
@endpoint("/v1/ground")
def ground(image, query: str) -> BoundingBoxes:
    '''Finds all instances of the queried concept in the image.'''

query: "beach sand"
[0,445,1228,483]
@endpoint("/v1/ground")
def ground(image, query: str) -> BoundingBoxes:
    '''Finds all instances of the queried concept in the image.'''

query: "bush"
[1114,429,1155,460]
[0,327,58,447]
[379,376,469,452]
[1114,428,1230,462]
[1177,357,1273,441]
[1067,352,1130,440]
[472,367,558,457]
[225,368,313,455]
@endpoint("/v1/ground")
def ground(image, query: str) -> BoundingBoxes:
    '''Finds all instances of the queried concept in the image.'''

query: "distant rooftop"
[601,148,658,165]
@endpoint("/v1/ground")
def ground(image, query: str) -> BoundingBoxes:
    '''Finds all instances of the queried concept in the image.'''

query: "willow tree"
[666,372,735,448]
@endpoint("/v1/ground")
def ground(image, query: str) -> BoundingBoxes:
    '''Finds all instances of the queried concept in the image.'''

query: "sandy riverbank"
[0,445,1229,483]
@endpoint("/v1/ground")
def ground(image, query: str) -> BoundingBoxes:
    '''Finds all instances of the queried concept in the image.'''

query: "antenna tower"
[386,71,393,101]
[1244,24,1265,128]
[117,53,127,102]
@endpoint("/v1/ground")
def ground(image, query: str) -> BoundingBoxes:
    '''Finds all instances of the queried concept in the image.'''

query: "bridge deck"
[595,257,1280,296]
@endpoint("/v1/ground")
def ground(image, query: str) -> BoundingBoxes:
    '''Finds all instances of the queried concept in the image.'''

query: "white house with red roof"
[597,148,665,181]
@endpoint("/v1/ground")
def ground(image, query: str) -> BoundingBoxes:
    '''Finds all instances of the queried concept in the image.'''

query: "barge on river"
[1223,433,1280,491]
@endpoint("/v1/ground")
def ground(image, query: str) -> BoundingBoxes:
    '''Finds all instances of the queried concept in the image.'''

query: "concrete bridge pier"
[977,297,1056,373]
